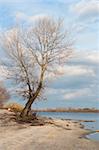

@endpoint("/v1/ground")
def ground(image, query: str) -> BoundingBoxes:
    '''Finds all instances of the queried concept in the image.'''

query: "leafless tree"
[1,17,73,117]
[0,82,10,107]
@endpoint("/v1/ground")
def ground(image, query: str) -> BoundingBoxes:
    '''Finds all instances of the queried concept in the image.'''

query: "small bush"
[6,103,23,113]
[0,82,10,107]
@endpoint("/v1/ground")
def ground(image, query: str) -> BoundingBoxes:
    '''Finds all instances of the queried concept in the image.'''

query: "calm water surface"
[38,112,99,141]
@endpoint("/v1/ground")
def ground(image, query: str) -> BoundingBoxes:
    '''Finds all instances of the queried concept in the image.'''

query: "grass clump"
[6,103,23,113]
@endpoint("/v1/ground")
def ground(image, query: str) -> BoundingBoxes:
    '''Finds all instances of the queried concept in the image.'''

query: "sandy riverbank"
[0,109,99,150]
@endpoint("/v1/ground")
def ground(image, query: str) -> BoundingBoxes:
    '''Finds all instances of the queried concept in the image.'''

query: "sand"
[0,109,99,150]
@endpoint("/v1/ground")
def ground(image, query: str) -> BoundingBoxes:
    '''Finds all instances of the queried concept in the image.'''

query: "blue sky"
[0,0,99,108]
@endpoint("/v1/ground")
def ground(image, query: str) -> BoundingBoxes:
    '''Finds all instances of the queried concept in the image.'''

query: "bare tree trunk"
[20,97,34,117]
[20,83,43,118]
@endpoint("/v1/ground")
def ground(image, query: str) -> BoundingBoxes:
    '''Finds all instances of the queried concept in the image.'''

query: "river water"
[38,112,99,141]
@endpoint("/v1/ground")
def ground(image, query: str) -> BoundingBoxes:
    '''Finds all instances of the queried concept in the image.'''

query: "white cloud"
[15,12,27,21]
[46,87,93,101]
[55,65,95,76]
[69,0,99,45]
[44,64,95,82]
[75,51,99,64]
[45,59,96,81]
[46,88,65,95]
[85,52,99,63]
[64,88,91,100]
[70,0,99,17]
[15,12,48,24]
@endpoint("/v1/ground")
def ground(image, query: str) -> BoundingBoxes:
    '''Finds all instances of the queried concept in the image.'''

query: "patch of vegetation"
[5,103,23,113]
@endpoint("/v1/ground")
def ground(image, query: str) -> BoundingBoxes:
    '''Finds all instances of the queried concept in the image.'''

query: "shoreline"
[32,108,99,113]
[0,109,99,150]
[1,107,99,113]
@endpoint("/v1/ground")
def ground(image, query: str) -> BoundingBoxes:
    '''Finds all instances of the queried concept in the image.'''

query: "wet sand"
[0,109,99,150]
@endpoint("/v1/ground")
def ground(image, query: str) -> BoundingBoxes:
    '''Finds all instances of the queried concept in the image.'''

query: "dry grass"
[5,103,23,113]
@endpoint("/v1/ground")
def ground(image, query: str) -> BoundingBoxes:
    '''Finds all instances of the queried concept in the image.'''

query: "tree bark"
[20,97,33,117]
[20,82,43,117]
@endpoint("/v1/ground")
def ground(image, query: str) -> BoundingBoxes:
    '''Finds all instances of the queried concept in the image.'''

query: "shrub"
[0,82,10,107]
[6,103,23,113]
